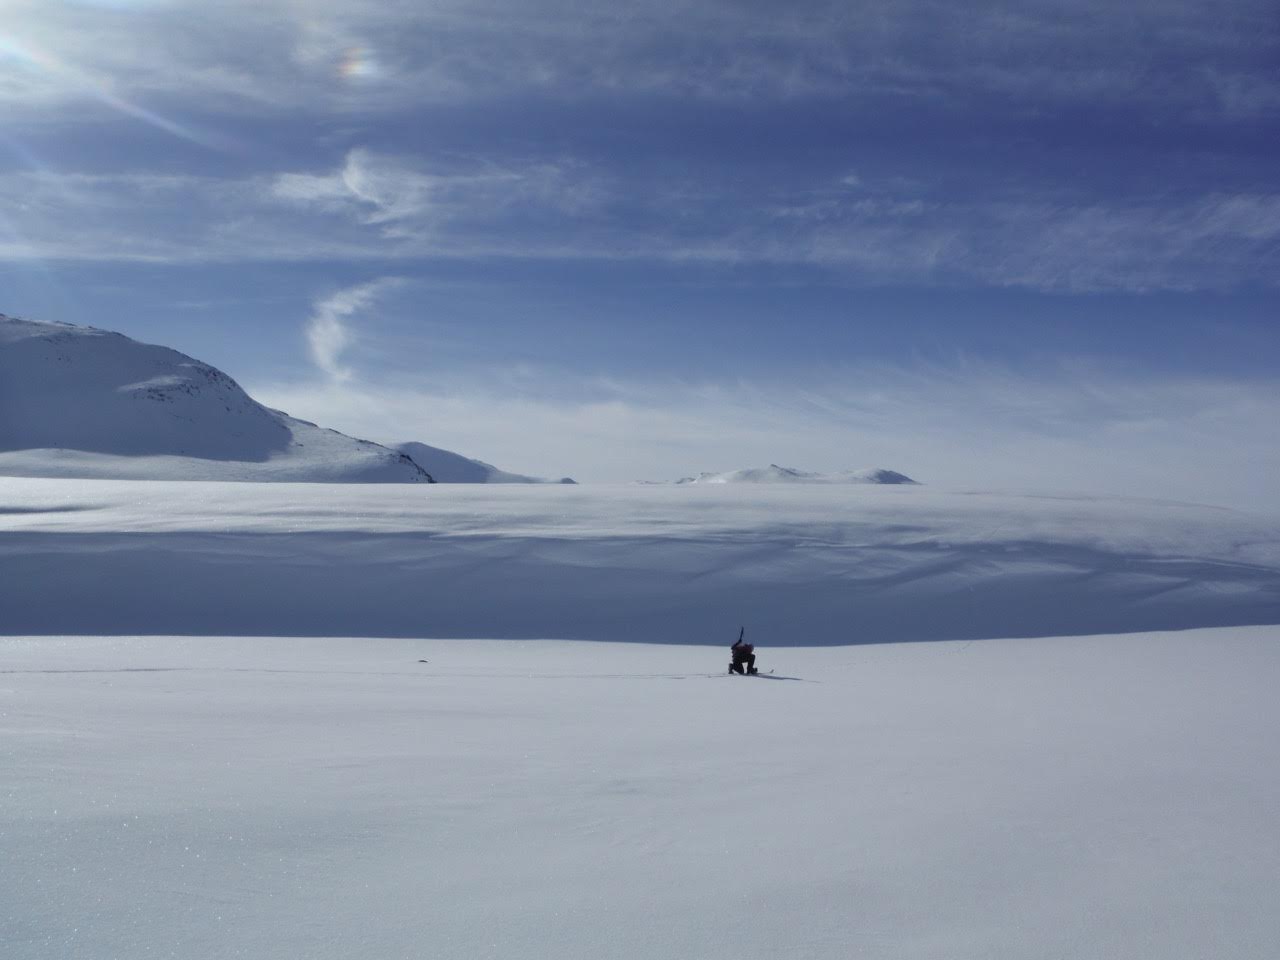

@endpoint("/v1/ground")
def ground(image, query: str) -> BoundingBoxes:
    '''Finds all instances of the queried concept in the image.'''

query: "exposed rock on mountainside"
[395,441,574,484]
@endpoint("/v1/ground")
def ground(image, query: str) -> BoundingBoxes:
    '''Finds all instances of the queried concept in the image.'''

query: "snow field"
[2,478,1278,643]
[5,629,1280,959]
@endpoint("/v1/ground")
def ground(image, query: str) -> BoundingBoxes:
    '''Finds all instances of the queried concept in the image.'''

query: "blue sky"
[1,0,1277,502]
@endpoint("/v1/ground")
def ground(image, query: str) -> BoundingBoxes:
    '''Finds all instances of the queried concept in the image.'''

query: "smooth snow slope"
[2,478,1277,641]
[0,314,429,482]
[396,440,574,484]
[5,629,1280,959]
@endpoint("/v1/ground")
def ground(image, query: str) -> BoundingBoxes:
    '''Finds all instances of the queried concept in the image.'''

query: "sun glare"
[0,33,228,149]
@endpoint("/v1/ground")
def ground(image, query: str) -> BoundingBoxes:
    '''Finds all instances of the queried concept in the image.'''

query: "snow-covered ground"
[5,477,1279,957]
[2,478,1277,641]
[5,628,1280,959]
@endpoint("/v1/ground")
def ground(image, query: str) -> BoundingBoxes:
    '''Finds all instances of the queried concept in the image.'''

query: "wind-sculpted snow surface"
[1,479,1277,642]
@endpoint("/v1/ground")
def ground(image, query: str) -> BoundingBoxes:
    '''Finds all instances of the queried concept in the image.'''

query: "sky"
[1,0,1278,504]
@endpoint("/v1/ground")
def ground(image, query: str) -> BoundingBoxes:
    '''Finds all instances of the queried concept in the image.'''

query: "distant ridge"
[673,464,918,485]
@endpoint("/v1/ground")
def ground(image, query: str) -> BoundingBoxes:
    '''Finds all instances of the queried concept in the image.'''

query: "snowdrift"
[395,441,574,484]
[2,479,1277,642]
[0,314,429,482]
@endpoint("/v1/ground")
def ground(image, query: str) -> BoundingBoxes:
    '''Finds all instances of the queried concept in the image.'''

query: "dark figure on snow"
[730,627,758,675]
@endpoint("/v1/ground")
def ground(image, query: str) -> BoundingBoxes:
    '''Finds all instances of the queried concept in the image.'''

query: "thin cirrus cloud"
[270,149,437,226]
[2,2,1275,296]
[1,0,1275,118]
[0,150,600,261]
[268,148,596,234]
[0,151,1276,293]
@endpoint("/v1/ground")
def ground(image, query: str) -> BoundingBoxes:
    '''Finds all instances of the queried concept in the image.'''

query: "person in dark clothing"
[729,627,758,674]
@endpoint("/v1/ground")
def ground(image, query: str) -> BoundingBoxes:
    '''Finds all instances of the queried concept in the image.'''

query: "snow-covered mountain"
[395,441,575,484]
[675,464,917,484]
[0,313,430,482]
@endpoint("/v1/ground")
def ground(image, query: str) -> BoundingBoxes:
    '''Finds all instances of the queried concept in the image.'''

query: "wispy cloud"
[268,148,598,239]
[0,151,604,261]
[271,149,436,227]
[1,0,1275,120]
[305,277,401,382]
[0,159,1276,293]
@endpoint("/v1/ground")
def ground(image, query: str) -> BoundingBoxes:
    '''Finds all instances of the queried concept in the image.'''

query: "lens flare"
[0,35,231,150]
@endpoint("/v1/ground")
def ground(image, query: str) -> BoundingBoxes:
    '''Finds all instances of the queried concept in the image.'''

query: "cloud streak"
[1,156,1275,293]
[2,0,1276,120]
[305,278,401,382]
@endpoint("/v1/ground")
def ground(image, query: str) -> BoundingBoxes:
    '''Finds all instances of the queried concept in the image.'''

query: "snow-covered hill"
[676,464,917,484]
[0,314,430,482]
[395,441,574,484]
